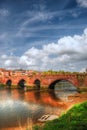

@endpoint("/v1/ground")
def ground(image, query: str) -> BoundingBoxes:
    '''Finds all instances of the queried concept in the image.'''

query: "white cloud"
[0,8,9,16]
[32,0,46,11]
[1,54,7,59]
[16,9,86,38]
[17,11,53,37]
[1,28,87,71]
[4,60,12,66]
[76,0,87,8]
[0,33,7,40]
[80,68,86,72]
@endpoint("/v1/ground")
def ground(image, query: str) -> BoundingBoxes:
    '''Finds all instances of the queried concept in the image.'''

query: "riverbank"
[32,91,87,130]
[33,101,87,130]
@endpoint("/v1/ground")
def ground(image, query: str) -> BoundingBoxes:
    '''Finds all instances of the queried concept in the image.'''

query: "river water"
[0,84,78,130]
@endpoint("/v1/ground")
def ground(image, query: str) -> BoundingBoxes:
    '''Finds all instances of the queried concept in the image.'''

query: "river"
[0,84,87,130]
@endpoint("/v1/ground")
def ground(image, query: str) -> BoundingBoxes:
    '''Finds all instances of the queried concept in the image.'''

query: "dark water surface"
[0,87,77,129]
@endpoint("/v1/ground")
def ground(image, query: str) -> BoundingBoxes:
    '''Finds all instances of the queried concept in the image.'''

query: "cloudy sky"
[0,0,87,71]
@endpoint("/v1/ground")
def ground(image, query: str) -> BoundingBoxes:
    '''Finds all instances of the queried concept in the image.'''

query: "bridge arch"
[49,79,77,90]
[18,79,26,88]
[6,79,12,88]
[34,79,41,89]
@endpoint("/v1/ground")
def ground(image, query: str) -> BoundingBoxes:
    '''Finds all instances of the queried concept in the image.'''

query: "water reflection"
[0,98,44,128]
[0,88,77,129]
[52,80,78,101]
[54,90,77,101]
[33,91,41,100]
[54,80,77,91]
[0,100,27,128]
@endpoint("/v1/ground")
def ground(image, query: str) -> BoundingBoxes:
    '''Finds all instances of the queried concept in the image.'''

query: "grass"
[33,101,87,130]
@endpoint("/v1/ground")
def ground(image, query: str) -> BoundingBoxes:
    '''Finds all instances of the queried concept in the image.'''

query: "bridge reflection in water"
[0,81,78,129]
[54,80,77,101]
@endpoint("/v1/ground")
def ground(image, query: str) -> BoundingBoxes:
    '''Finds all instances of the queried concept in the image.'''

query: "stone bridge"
[0,73,87,90]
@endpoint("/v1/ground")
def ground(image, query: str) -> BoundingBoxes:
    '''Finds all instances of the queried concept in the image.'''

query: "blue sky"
[0,0,87,71]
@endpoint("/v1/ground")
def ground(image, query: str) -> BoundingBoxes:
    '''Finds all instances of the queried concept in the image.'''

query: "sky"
[0,0,87,71]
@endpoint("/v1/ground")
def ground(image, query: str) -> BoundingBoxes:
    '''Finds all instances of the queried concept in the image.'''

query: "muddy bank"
[63,92,87,111]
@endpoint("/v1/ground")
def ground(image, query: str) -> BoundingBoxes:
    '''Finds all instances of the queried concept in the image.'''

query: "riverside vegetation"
[32,101,87,130]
